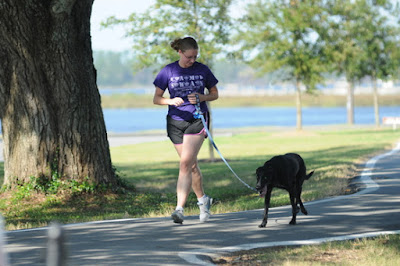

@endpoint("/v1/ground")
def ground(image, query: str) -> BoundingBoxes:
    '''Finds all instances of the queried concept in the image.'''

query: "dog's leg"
[259,187,273,228]
[289,192,298,225]
[298,199,308,215]
[297,189,308,215]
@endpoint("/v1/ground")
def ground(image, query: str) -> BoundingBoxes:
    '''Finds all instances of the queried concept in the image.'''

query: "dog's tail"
[305,170,314,180]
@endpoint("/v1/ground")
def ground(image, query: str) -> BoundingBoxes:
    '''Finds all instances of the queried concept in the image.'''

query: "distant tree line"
[93,50,374,89]
[93,51,153,87]
[93,51,283,88]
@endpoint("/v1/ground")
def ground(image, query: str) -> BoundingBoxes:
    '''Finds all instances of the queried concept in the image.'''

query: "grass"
[1,126,397,230]
[100,93,400,108]
[110,127,398,217]
[214,234,400,265]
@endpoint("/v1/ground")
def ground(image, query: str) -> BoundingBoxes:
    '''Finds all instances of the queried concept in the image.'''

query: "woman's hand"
[188,87,219,105]
[170,97,184,107]
[153,87,185,107]
[188,93,201,104]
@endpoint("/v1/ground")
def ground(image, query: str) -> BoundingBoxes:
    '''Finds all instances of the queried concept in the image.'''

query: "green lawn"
[0,126,399,230]
[110,126,399,216]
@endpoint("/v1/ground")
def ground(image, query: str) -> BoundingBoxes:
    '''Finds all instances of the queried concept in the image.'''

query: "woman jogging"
[153,37,219,224]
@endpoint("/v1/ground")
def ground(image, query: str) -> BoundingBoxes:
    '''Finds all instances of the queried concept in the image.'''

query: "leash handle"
[195,94,201,110]
[193,94,202,119]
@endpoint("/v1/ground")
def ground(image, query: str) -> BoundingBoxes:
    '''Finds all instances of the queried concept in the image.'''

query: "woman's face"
[179,49,198,68]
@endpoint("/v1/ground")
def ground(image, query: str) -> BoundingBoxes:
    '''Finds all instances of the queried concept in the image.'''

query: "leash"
[194,94,258,192]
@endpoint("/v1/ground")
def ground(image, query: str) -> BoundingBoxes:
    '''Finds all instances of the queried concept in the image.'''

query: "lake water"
[103,106,400,133]
[0,106,398,134]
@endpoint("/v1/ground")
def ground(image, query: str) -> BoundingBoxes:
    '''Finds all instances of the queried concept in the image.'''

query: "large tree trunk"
[0,0,117,186]
[346,81,355,125]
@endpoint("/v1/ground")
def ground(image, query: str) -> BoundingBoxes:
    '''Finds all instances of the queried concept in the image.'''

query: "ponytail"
[170,37,198,52]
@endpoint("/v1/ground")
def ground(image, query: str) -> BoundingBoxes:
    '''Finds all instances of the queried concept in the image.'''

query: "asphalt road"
[3,141,400,265]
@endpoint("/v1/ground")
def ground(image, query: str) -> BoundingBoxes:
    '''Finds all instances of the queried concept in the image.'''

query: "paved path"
[3,142,400,265]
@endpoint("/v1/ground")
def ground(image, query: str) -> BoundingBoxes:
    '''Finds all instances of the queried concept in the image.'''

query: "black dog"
[256,153,314,228]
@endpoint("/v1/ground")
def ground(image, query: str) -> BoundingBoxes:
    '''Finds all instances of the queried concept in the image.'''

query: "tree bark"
[346,81,355,125]
[0,0,117,186]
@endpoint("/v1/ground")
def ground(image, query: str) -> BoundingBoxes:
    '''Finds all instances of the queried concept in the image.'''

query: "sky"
[91,0,155,51]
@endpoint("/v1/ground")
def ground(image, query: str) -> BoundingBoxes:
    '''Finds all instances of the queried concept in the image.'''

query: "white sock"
[197,195,207,204]
[175,206,184,212]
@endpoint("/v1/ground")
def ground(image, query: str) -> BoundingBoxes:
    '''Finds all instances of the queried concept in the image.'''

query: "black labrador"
[256,153,314,228]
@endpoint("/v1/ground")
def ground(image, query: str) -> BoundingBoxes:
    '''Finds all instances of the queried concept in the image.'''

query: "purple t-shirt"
[153,61,218,121]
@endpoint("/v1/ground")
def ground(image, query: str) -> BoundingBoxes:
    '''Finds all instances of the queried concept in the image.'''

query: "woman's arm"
[187,86,219,104]
[153,86,184,107]
[204,86,219,102]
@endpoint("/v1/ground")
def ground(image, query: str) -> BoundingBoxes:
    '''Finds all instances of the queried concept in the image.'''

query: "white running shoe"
[198,196,213,222]
[171,209,184,224]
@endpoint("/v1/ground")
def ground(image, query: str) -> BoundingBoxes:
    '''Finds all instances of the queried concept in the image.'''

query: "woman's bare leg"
[173,134,205,208]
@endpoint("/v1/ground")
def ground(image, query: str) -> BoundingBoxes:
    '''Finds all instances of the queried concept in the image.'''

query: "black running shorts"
[166,113,209,145]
